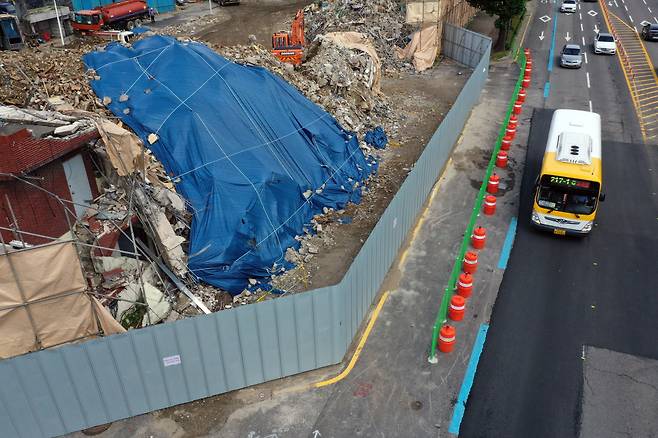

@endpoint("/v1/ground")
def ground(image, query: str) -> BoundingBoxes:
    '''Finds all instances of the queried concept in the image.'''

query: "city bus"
[531,109,605,235]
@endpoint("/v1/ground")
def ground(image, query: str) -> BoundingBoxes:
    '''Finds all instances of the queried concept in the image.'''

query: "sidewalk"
[68,58,530,438]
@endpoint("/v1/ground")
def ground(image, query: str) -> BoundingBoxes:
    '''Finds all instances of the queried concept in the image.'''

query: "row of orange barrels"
[437,49,533,353]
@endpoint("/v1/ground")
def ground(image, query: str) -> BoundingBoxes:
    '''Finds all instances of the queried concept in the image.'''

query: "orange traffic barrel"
[496,150,508,168]
[505,123,516,140]
[524,48,531,57]
[471,226,487,249]
[487,173,500,194]
[526,57,533,68]
[448,295,466,322]
[501,135,512,151]
[483,195,497,215]
[524,65,532,77]
[509,114,518,127]
[463,251,478,274]
[457,272,473,298]
[438,325,456,353]
[513,100,523,115]
[522,77,531,89]
[518,88,527,103]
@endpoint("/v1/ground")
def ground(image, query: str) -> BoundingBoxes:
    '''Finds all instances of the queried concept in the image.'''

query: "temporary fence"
[0,24,491,437]
[428,47,527,362]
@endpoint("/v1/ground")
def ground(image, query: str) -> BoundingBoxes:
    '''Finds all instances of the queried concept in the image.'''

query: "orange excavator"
[272,9,305,65]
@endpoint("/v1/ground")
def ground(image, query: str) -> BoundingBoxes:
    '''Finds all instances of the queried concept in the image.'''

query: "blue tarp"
[84,36,375,293]
[364,126,388,149]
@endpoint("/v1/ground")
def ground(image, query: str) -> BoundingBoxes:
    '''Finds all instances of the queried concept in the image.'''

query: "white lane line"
[614,0,619,6]
[581,22,584,31]
[582,36,586,45]
[589,100,593,112]
[649,7,653,13]
[625,4,629,11]
[635,25,639,32]
[579,3,582,10]
[630,14,634,22]
[580,12,583,20]
[584,52,589,64]
[621,0,625,4]
[587,72,591,88]
[655,16,658,23]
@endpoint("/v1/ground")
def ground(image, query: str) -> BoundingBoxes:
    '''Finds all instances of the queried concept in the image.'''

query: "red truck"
[71,0,151,33]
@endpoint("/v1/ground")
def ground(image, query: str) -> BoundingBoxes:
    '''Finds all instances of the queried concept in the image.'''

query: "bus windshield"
[536,175,599,215]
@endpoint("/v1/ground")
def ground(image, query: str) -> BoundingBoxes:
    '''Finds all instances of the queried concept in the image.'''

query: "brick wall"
[0,159,74,245]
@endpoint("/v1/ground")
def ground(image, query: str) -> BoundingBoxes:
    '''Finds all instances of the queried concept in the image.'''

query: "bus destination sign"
[547,175,592,189]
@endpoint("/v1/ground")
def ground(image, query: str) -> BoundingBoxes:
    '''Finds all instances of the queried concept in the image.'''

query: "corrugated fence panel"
[0,25,491,437]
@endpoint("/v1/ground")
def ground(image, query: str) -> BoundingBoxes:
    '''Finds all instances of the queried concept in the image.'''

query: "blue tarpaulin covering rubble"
[83,36,376,293]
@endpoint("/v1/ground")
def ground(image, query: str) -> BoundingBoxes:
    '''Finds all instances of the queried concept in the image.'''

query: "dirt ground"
[196,0,312,46]
[274,62,470,292]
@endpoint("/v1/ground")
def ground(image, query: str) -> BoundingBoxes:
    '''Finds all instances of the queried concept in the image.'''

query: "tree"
[466,0,526,52]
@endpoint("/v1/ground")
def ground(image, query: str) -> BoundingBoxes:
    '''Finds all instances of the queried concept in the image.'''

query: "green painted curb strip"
[429,51,527,361]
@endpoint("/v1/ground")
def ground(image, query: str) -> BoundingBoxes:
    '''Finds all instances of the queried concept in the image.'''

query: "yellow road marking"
[314,290,390,388]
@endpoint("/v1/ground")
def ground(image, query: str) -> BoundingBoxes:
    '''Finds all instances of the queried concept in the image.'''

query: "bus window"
[537,175,599,215]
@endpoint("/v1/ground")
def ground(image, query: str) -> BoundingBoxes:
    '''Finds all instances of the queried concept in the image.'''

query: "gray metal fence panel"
[0,25,491,437]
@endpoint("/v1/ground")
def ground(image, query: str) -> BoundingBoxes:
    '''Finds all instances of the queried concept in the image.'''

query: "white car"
[560,0,577,13]
[594,32,617,54]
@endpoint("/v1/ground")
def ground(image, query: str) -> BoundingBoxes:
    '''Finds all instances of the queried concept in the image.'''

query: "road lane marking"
[544,82,551,98]
[587,72,591,88]
[581,22,584,31]
[580,12,583,20]
[497,218,518,269]
[314,290,390,388]
[589,100,593,112]
[630,15,634,23]
[448,324,489,435]
[584,52,589,63]
[649,7,652,13]
[548,13,558,72]
[582,36,586,45]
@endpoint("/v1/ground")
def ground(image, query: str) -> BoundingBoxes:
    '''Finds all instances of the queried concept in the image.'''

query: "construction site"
[0,0,488,435]
[1,0,478,346]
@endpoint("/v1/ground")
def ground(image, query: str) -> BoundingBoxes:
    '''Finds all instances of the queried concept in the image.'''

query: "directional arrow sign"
[641,20,651,26]
[539,31,545,40]
[312,431,322,438]
[540,15,552,23]
[565,32,571,41]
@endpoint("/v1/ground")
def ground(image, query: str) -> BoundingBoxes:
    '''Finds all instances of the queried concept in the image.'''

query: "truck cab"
[72,10,102,32]
[0,14,22,50]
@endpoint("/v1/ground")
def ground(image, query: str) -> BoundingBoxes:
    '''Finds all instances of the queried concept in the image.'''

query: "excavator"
[272,9,305,65]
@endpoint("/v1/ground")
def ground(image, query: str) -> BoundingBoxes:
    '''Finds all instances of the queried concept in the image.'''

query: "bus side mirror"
[599,193,606,202]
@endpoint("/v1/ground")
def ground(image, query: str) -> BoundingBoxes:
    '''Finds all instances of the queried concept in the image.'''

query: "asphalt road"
[608,0,658,62]
[458,1,658,436]
[459,108,658,438]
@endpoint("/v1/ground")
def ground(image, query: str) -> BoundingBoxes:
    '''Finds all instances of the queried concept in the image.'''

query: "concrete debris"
[304,0,413,72]
[0,39,108,111]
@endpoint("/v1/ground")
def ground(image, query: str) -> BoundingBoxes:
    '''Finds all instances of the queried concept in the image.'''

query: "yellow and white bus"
[531,109,605,235]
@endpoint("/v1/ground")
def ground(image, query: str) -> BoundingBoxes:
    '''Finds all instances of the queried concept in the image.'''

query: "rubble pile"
[304,0,414,72]
[0,40,106,111]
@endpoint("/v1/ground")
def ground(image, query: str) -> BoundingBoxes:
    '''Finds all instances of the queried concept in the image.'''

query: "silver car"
[560,44,583,68]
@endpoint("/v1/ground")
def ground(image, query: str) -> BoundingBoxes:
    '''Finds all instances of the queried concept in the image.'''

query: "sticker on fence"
[163,354,182,367]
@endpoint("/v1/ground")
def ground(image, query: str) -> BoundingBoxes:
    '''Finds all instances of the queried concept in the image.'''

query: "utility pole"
[52,0,65,47]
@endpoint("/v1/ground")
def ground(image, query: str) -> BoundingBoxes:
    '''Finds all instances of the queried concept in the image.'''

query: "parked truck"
[71,0,151,33]
[0,14,22,50]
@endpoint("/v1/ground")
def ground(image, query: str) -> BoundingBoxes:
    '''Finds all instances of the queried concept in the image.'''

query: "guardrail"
[428,49,527,362]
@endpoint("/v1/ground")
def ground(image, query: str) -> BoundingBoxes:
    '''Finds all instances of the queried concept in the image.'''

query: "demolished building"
[83,35,377,293]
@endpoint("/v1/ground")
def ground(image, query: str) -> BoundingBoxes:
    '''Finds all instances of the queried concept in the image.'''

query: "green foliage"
[466,0,526,29]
